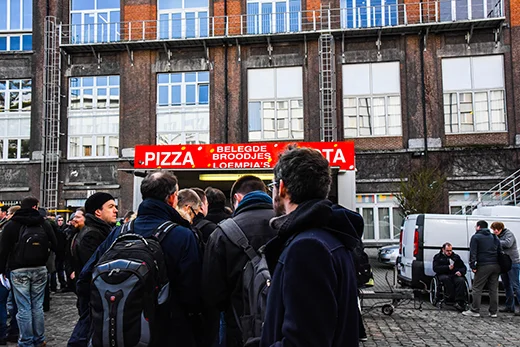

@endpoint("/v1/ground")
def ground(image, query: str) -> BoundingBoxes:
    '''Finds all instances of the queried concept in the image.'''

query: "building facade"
[1,0,519,245]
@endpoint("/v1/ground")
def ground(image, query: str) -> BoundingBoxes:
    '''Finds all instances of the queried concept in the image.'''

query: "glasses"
[267,181,279,193]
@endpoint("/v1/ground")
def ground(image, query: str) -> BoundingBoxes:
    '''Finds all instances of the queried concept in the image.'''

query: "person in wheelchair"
[433,242,468,311]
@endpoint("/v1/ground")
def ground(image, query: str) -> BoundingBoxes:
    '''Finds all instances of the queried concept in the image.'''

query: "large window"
[157,72,209,145]
[68,76,120,158]
[247,0,301,34]
[343,62,401,137]
[442,56,506,134]
[70,0,120,44]
[341,0,398,28]
[356,193,403,241]
[449,191,512,215]
[158,0,208,39]
[440,0,502,21]
[0,79,31,160]
[0,0,32,51]
[248,67,303,141]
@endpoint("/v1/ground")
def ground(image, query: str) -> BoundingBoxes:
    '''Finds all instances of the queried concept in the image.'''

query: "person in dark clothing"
[0,206,8,231]
[62,209,85,294]
[433,242,468,311]
[261,147,359,347]
[191,187,217,243]
[202,176,276,347]
[53,215,67,291]
[0,196,57,347]
[205,187,231,224]
[75,172,203,347]
[463,220,501,318]
[68,193,117,347]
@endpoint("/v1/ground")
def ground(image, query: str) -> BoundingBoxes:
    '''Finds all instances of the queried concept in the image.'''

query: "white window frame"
[443,56,506,134]
[67,76,120,159]
[343,62,402,138]
[340,0,399,28]
[356,193,403,242]
[0,0,32,51]
[156,71,210,145]
[449,191,512,215]
[70,0,120,44]
[157,0,209,39]
[0,79,31,161]
[246,0,302,34]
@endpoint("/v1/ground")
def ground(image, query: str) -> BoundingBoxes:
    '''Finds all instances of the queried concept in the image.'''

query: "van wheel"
[382,304,394,316]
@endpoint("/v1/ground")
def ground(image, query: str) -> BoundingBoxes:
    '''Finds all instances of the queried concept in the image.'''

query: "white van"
[397,206,520,289]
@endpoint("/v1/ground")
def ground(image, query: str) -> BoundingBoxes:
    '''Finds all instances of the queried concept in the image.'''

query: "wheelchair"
[429,274,471,310]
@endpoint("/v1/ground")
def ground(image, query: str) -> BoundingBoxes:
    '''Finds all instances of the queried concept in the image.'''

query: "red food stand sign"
[134,142,355,171]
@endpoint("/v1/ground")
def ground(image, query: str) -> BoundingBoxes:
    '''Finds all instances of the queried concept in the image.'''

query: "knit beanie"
[85,192,115,215]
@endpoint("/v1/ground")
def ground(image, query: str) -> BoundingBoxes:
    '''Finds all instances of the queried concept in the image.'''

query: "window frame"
[157,0,209,39]
[67,76,120,159]
[356,193,403,242]
[70,0,121,44]
[156,71,210,145]
[0,0,32,51]
[246,0,301,34]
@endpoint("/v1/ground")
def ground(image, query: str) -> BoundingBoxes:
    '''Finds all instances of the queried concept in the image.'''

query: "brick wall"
[512,0,520,27]
[445,133,509,147]
[213,0,243,36]
[352,137,404,151]
[123,4,157,40]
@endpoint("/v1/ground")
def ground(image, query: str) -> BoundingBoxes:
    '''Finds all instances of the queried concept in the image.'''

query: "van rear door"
[398,214,420,286]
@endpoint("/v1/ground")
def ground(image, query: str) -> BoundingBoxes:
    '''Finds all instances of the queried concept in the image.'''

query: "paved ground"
[7,250,520,346]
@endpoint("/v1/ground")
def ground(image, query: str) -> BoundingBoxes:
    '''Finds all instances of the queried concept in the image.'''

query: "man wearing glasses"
[433,242,468,311]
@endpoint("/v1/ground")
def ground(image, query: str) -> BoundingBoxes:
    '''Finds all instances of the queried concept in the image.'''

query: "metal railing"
[60,0,504,45]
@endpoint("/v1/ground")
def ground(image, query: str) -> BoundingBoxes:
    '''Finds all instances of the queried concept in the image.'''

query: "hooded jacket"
[260,199,359,347]
[469,227,501,270]
[202,191,276,347]
[0,207,57,273]
[77,198,203,346]
[497,228,520,264]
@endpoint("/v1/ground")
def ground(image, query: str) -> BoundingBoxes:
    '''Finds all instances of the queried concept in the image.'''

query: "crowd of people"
[0,146,366,347]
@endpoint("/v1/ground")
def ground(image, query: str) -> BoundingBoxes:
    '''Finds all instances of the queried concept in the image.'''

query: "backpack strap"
[219,218,258,261]
[153,221,178,243]
[119,220,134,235]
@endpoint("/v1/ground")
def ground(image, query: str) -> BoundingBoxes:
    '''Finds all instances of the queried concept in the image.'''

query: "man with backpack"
[261,147,360,347]
[75,171,203,347]
[202,175,276,347]
[68,193,117,347]
[0,196,57,347]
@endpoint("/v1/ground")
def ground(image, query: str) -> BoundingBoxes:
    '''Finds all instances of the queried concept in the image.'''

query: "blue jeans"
[11,267,47,347]
[0,282,8,338]
[7,288,19,337]
[502,263,520,311]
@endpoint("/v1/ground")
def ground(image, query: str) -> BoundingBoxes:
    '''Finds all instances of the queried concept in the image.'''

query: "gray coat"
[498,228,520,264]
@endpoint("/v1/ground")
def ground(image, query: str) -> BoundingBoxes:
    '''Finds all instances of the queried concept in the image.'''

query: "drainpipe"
[224,0,229,143]
[420,32,428,162]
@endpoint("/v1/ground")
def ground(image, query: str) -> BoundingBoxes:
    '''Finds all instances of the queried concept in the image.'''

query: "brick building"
[0,0,518,244]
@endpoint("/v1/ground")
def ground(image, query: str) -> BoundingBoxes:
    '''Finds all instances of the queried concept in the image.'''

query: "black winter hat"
[85,192,115,215]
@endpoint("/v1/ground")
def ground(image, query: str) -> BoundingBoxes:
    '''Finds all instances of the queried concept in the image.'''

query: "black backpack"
[90,221,177,347]
[15,224,50,266]
[219,218,270,347]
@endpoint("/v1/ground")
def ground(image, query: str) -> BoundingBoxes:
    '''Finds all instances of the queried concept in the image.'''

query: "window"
[442,56,506,134]
[157,71,209,145]
[248,67,303,141]
[343,62,401,137]
[449,191,512,214]
[68,76,120,158]
[0,79,31,160]
[356,193,403,241]
[158,0,208,39]
[0,0,32,51]
[341,0,398,28]
[440,0,502,21]
[247,0,301,34]
[70,0,120,44]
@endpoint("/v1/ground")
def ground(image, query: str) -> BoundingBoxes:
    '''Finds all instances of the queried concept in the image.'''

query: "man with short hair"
[205,187,231,224]
[68,193,117,347]
[0,196,57,347]
[433,242,468,311]
[261,147,359,346]
[463,220,501,318]
[191,187,217,243]
[75,172,203,346]
[202,175,277,347]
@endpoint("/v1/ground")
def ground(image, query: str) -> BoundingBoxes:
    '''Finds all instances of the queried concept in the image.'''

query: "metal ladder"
[40,17,62,210]
[319,32,337,142]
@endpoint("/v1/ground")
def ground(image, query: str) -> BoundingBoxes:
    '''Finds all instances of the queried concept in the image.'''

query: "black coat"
[202,191,276,347]
[433,250,467,276]
[192,213,217,244]
[261,200,359,347]
[205,204,231,225]
[0,208,57,273]
[469,228,501,270]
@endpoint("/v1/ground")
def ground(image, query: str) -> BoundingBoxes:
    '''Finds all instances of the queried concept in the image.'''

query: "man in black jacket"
[433,242,468,311]
[202,176,276,347]
[68,193,117,347]
[0,196,57,347]
[205,187,231,224]
[191,187,217,243]
[463,220,502,318]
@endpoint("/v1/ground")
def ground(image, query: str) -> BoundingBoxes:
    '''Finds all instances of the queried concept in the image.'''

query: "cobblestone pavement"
[10,250,520,346]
